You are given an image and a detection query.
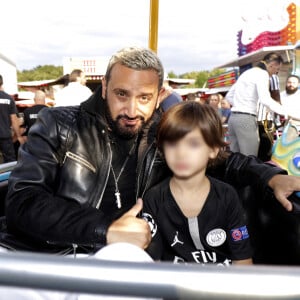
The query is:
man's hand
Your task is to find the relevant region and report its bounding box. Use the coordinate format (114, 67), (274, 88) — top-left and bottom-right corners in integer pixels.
(268, 174), (300, 211)
(106, 198), (151, 249)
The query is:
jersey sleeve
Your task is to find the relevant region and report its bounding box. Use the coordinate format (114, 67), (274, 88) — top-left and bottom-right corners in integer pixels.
(142, 187), (164, 260)
(225, 185), (253, 261)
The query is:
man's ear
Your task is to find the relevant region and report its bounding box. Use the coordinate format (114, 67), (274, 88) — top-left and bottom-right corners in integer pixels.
(101, 77), (107, 99)
(156, 87), (166, 109)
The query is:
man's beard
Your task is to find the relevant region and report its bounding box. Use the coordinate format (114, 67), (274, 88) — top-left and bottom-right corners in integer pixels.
(286, 86), (298, 95)
(104, 101), (146, 139)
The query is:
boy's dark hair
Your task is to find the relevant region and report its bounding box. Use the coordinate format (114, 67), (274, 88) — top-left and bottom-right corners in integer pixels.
(157, 101), (228, 167)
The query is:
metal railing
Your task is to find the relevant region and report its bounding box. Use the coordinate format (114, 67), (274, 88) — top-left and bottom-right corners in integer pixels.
(0, 161), (17, 182)
(0, 251), (300, 299)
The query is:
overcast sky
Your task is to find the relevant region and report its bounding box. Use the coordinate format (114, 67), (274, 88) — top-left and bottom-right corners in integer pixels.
(1, 0), (295, 74)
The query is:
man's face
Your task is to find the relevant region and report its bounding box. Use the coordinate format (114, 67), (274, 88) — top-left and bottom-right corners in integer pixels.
(209, 95), (220, 110)
(267, 62), (281, 76)
(102, 63), (162, 138)
(286, 77), (299, 95)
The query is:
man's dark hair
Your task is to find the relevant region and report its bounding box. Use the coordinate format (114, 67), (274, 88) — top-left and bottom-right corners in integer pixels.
(287, 74), (300, 82)
(0, 75), (3, 86)
(263, 52), (284, 64)
(69, 69), (83, 82)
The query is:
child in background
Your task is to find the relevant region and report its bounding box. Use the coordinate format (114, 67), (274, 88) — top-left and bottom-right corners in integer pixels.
(142, 101), (253, 266)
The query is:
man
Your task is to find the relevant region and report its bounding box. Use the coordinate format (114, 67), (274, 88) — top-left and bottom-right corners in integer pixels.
(280, 74), (300, 129)
(158, 89), (182, 111)
(4, 47), (300, 255)
(55, 69), (92, 106)
(257, 74), (281, 161)
(227, 52), (299, 156)
(0, 75), (24, 162)
(22, 90), (47, 136)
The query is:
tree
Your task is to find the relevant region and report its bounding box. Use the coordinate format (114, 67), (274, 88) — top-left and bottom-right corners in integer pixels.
(195, 71), (210, 88)
(17, 65), (63, 82)
(167, 71), (177, 78)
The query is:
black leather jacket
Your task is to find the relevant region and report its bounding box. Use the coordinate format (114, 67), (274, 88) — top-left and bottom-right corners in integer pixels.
(5, 86), (286, 251)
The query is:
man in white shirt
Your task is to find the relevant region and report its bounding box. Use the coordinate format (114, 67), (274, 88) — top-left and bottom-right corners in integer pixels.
(280, 74), (300, 130)
(226, 52), (293, 156)
(256, 74), (281, 161)
(55, 69), (92, 106)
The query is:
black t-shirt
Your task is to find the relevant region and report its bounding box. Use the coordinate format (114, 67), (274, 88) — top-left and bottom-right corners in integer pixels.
(143, 176), (252, 265)
(23, 105), (47, 135)
(0, 91), (17, 138)
(100, 135), (137, 218)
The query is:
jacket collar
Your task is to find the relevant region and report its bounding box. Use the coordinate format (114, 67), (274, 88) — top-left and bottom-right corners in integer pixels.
(80, 85), (106, 118)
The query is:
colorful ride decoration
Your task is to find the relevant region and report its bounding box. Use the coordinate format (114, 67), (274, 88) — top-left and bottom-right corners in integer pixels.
(271, 123), (300, 176)
(207, 70), (239, 89)
(238, 3), (300, 56)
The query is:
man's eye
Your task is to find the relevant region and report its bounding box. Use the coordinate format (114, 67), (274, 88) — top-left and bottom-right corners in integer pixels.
(140, 96), (151, 103)
(117, 91), (126, 97)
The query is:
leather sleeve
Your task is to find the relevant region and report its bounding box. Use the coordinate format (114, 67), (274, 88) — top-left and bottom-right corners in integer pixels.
(5, 107), (112, 248)
(207, 152), (287, 192)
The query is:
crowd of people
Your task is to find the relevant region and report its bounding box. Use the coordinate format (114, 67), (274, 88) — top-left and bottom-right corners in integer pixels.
(0, 46), (300, 297)
(0, 69), (94, 163)
(225, 52), (300, 158)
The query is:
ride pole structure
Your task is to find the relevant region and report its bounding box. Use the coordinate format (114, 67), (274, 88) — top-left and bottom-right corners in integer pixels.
(148, 0), (159, 53)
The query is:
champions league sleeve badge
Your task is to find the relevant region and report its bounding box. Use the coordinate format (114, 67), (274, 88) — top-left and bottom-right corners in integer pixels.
(142, 213), (158, 237)
(230, 225), (249, 242)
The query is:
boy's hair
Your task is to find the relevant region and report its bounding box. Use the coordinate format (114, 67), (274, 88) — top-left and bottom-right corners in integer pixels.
(157, 101), (228, 166)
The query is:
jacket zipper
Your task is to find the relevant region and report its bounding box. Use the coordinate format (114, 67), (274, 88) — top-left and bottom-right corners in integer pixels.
(95, 141), (112, 209)
(63, 151), (96, 173)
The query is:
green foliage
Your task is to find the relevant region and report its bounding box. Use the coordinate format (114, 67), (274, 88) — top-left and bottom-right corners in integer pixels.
(17, 65), (63, 82)
(194, 71), (210, 88)
(167, 69), (227, 88)
(167, 71), (177, 78)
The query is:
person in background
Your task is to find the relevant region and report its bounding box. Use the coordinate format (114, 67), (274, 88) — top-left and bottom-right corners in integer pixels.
(280, 74), (300, 130)
(3, 46), (300, 259)
(268, 73), (282, 128)
(22, 90), (47, 137)
(226, 52), (299, 156)
(220, 97), (231, 124)
(257, 74), (281, 161)
(0, 75), (25, 162)
(208, 93), (222, 112)
(186, 93), (196, 101)
(142, 102), (253, 265)
(55, 69), (92, 106)
(159, 89), (182, 111)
